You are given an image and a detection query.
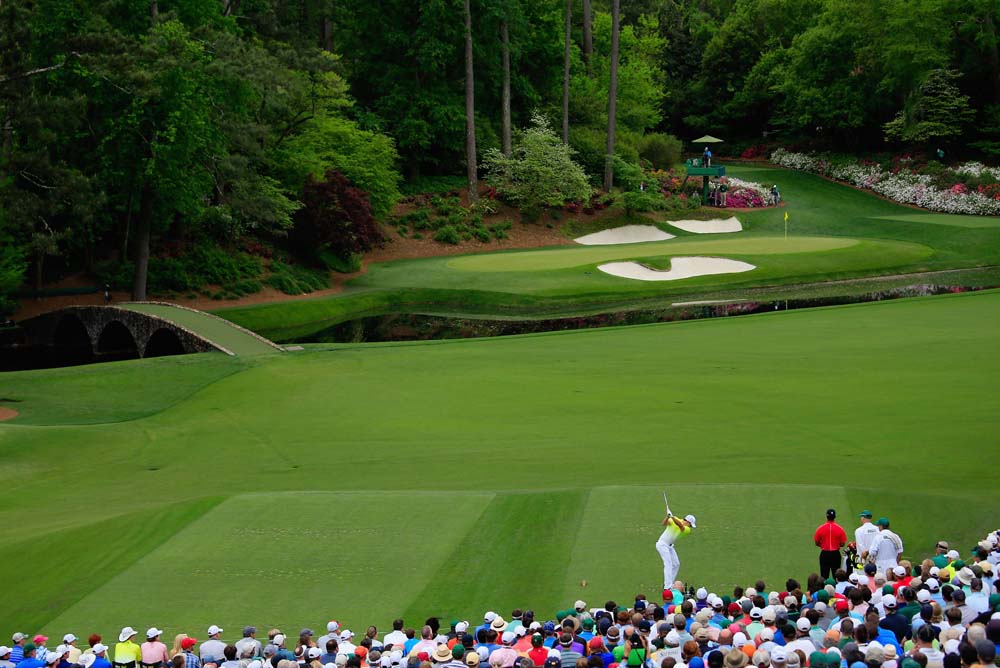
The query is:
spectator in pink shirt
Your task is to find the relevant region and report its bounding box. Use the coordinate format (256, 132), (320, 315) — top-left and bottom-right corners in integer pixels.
(141, 630), (169, 668)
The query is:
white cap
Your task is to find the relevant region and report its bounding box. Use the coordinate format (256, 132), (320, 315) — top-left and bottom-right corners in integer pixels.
(685, 514), (697, 528)
(759, 629), (774, 642)
(484, 612), (497, 623)
(796, 618), (811, 632)
(147, 629), (163, 639)
(247, 662), (263, 668)
(501, 632), (515, 645)
(93, 644), (109, 655)
(0, 647), (10, 657)
(814, 602), (827, 613)
(62, 635), (77, 644)
(749, 607), (763, 620)
(770, 649), (787, 664)
(546, 649), (560, 659)
(79, 655), (96, 668)
(12, 634), (26, 644)
(927, 578), (940, 591)
(883, 595), (897, 608)
(745, 588), (757, 598)
(917, 590), (931, 603)
(339, 630), (354, 640)
(46, 653), (61, 665)
(272, 635), (286, 647)
(929, 567), (940, 576)
(733, 633), (749, 649)
(119, 628), (137, 643)
(308, 648), (322, 660)
(947, 550), (960, 559)
(208, 626), (223, 637)
(696, 587), (708, 599)
(665, 631), (680, 646)
(892, 566), (905, 577)
(327, 622), (340, 633)
(574, 600), (586, 610)
(528, 623), (541, 632)
(335, 654), (348, 667)
(455, 622), (469, 634)
(857, 575), (869, 586)
(762, 607), (776, 623)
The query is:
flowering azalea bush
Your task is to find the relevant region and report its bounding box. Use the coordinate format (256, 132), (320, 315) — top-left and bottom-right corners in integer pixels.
(771, 149), (1000, 215)
(725, 177), (769, 208)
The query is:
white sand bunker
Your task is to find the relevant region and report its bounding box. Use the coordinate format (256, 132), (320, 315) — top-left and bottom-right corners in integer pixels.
(574, 225), (675, 245)
(598, 256), (756, 282)
(665, 217), (742, 234)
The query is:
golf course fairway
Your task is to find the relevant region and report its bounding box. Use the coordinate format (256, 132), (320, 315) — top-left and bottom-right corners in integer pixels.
(1, 290), (998, 636)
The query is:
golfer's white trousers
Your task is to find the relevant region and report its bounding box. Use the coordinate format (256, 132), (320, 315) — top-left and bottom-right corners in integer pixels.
(656, 535), (680, 588)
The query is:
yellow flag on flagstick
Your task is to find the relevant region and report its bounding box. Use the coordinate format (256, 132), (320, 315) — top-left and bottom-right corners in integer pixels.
(784, 211), (789, 222)
(784, 210), (789, 239)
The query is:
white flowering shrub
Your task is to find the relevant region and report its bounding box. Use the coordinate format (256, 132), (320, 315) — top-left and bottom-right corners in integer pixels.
(770, 149), (1000, 216)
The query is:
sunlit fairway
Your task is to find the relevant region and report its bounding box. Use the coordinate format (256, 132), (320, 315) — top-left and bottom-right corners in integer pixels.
(3, 290), (998, 636)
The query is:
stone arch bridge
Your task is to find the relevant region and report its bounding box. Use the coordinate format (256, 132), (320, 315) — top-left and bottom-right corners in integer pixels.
(15, 302), (282, 367)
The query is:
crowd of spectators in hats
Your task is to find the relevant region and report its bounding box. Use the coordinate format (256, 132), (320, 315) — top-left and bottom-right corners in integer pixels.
(3, 532), (1000, 668)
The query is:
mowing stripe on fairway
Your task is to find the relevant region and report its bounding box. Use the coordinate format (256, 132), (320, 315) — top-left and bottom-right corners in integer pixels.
(562, 485), (852, 601)
(41, 491), (494, 637)
(2, 497), (222, 634)
(403, 489), (588, 623)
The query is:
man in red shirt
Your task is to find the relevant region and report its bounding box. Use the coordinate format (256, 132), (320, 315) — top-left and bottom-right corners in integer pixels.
(814, 508), (847, 579)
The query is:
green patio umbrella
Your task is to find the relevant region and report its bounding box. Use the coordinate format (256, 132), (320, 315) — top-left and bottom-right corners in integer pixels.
(691, 135), (724, 143)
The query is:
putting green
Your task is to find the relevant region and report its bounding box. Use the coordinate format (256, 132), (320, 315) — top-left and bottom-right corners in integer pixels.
(446, 236), (856, 273)
(3, 291), (999, 634)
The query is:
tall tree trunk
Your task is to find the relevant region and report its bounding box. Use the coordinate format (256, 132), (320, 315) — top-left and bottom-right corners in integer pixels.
(150, 0), (158, 21)
(464, 0), (478, 202)
(501, 18), (512, 157)
(322, 16), (333, 52)
(603, 0), (620, 191)
(1, 113), (12, 175)
(582, 0), (593, 76)
(131, 183), (153, 301)
(562, 0), (571, 144)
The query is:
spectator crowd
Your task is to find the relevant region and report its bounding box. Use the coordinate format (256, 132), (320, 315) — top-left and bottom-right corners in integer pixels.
(3, 530), (1000, 668)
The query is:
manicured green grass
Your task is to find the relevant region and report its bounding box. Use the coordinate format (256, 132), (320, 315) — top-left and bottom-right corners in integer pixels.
(3, 291), (998, 635)
(217, 166), (1000, 339)
(0, 353), (248, 425)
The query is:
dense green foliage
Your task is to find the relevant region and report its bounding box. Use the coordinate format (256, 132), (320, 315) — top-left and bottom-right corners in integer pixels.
(2, 0), (999, 309)
(0, 0), (400, 308)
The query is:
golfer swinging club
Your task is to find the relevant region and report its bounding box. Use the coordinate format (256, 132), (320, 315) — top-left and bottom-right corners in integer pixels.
(656, 493), (696, 595)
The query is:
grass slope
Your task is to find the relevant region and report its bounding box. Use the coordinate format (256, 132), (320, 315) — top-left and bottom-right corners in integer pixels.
(218, 167), (999, 339)
(1, 291), (998, 633)
(0, 353), (248, 425)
